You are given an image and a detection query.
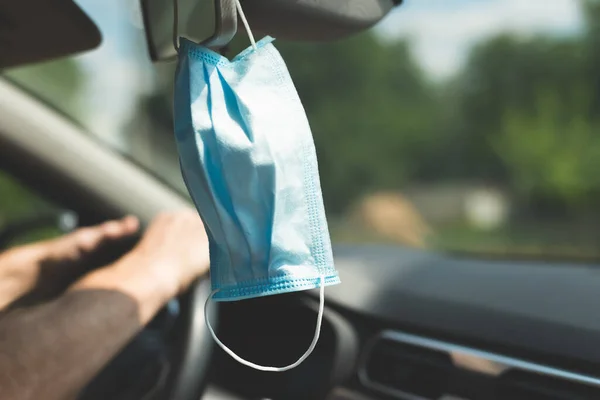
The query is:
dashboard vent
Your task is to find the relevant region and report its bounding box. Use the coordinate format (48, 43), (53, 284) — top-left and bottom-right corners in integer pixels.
(359, 331), (600, 400)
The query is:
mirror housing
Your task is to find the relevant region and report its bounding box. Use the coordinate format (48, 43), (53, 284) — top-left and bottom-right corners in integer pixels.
(141, 0), (402, 62)
(244, 0), (399, 42)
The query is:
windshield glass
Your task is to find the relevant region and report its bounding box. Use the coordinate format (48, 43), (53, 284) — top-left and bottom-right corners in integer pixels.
(4, 0), (599, 259)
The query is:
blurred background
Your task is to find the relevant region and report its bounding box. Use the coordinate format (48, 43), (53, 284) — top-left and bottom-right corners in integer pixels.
(2, 0), (600, 260)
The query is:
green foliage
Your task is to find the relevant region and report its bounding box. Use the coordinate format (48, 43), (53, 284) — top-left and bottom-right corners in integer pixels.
(164, 20), (600, 221)
(446, 34), (587, 181)
(493, 86), (600, 205)
(276, 34), (440, 214)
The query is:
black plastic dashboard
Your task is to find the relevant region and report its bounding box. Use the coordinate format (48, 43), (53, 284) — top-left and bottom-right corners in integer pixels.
(210, 244), (600, 400)
(326, 245), (600, 371)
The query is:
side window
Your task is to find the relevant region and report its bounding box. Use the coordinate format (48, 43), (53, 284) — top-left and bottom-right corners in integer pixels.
(0, 170), (65, 248)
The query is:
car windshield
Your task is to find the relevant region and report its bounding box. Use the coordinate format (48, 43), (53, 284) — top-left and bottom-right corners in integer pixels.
(3, 0), (599, 260)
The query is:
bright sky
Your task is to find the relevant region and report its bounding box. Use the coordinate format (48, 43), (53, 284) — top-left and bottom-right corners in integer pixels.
(71, 0), (584, 144)
(377, 0), (583, 80)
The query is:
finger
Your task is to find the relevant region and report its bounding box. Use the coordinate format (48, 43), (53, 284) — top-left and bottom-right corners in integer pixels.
(61, 217), (137, 255)
(121, 215), (140, 234)
(100, 216), (140, 240)
(75, 227), (105, 253)
(101, 220), (126, 238)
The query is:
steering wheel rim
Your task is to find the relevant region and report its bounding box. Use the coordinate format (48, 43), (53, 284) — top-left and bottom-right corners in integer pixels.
(161, 277), (217, 400)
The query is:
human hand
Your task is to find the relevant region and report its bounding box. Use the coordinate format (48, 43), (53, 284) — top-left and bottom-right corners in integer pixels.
(41, 215), (140, 268)
(0, 216), (140, 308)
(72, 210), (210, 323)
(124, 210), (210, 297)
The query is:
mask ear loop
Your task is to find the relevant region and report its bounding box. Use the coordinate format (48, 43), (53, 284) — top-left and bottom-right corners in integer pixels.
(234, 0), (257, 50)
(204, 276), (326, 372)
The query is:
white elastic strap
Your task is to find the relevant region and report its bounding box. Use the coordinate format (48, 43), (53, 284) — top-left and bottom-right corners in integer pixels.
(234, 0), (258, 50)
(204, 276), (326, 372)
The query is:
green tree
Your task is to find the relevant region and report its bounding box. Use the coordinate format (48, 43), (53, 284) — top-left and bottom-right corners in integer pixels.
(493, 85), (600, 210)
(448, 34), (585, 182)
(277, 33), (440, 213)
(582, 0), (600, 113)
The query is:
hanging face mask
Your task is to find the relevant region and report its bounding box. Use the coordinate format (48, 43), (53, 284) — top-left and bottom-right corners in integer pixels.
(172, 0), (340, 372)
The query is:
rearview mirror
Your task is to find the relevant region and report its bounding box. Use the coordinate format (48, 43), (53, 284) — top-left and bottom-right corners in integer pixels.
(141, 0), (402, 62)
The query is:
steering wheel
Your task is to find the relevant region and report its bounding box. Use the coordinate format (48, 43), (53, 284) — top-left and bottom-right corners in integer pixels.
(160, 278), (217, 400)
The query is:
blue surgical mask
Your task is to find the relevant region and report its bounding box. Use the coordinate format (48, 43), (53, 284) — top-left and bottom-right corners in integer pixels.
(173, 3), (340, 372)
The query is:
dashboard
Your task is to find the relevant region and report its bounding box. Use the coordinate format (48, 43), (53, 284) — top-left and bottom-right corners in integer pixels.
(208, 244), (600, 400)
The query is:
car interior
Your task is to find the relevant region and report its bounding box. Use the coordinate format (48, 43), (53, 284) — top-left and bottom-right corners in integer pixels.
(2, 0), (600, 400)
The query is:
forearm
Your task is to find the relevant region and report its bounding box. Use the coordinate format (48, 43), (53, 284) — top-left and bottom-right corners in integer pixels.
(0, 254), (173, 400)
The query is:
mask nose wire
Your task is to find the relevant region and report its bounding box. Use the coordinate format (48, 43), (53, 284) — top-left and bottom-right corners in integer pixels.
(173, 0), (257, 52)
(204, 276), (326, 372)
